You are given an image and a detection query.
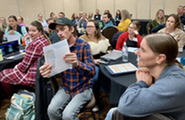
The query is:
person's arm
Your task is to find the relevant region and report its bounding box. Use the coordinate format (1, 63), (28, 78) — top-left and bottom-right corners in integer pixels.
(151, 20), (159, 28)
(135, 33), (142, 47)
(21, 26), (28, 37)
(116, 32), (127, 50)
(176, 31), (185, 48)
(152, 23), (165, 33)
(4, 27), (9, 35)
(118, 68), (184, 117)
(17, 40), (43, 73)
(72, 43), (96, 78)
(40, 42), (96, 78)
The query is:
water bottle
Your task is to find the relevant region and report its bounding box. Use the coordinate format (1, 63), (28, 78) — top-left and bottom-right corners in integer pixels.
(122, 42), (128, 62)
(0, 49), (3, 61)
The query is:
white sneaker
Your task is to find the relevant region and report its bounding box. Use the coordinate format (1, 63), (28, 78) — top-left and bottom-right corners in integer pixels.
(92, 105), (99, 112)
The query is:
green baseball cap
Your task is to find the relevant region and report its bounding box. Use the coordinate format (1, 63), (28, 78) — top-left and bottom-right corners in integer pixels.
(49, 17), (73, 30)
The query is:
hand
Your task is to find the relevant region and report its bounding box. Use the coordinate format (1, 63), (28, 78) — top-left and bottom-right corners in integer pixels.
(94, 59), (101, 65)
(23, 33), (31, 41)
(136, 68), (153, 86)
(39, 63), (53, 78)
(134, 30), (138, 35)
(9, 30), (15, 35)
(63, 53), (78, 67)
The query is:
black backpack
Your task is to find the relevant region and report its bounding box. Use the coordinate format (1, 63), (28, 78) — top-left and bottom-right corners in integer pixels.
(35, 57), (59, 120)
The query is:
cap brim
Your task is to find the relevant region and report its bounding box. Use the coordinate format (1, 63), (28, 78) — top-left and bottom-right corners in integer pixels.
(49, 22), (66, 30)
(49, 23), (57, 30)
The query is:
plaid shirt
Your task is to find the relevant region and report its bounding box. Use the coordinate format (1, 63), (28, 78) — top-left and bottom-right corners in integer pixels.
(0, 35), (49, 87)
(60, 38), (96, 96)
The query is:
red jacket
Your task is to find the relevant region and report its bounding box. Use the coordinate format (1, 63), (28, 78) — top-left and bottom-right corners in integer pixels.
(116, 32), (142, 50)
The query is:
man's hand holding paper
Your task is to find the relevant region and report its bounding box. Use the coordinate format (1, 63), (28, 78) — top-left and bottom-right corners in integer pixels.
(42, 39), (72, 77)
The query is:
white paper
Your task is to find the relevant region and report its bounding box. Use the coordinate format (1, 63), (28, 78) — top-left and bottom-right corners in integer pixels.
(179, 48), (183, 53)
(128, 47), (139, 53)
(43, 39), (72, 77)
(3, 34), (21, 44)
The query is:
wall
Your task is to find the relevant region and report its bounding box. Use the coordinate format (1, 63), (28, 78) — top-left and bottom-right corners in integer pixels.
(0, 0), (184, 26)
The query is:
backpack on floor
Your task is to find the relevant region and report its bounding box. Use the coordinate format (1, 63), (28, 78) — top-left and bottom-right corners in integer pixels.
(5, 90), (35, 120)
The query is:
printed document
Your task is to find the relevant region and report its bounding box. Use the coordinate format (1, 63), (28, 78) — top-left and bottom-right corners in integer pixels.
(43, 39), (72, 77)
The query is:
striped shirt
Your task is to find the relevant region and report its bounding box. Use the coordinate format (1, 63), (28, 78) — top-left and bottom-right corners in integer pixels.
(60, 38), (96, 96)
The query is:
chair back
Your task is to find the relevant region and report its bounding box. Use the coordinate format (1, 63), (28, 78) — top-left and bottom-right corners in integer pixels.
(146, 21), (152, 34)
(111, 31), (124, 49)
(102, 27), (118, 44)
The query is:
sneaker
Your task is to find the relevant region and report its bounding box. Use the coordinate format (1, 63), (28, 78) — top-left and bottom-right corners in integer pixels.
(92, 105), (99, 112)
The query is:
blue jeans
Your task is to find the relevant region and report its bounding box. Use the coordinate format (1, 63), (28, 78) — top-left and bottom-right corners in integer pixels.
(91, 66), (99, 84)
(47, 87), (92, 120)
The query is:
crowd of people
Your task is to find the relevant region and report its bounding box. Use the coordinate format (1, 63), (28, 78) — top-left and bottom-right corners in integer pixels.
(0, 5), (185, 120)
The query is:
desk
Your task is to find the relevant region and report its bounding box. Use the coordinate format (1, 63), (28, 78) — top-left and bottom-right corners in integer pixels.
(99, 52), (137, 105)
(0, 58), (23, 71)
(99, 50), (185, 105)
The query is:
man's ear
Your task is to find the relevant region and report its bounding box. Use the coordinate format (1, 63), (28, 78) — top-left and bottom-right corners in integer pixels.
(156, 54), (166, 64)
(70, 26), (75, 33)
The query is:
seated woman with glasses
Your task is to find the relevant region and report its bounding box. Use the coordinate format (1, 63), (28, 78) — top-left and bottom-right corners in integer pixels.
(105, 33), (185, 120)
(80, 20), (110, 65)
(116, 21), (142, 50)
(0, 21), (49, 100)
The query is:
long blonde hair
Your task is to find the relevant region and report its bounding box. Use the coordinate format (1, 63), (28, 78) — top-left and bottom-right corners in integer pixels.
(155, 9), (166, 24)
(121, 9), (131, 21)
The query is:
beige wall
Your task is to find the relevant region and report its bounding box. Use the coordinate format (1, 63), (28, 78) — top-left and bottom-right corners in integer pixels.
(0, 0), (185, 27)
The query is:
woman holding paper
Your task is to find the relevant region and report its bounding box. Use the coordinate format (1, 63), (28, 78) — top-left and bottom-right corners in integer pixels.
(0, 21), (49, 100)
(116, 21), (142, 50)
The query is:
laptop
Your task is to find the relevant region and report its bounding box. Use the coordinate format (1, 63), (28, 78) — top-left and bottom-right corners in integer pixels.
(0, 40), (25, 60)
(3, 34), (22, 45)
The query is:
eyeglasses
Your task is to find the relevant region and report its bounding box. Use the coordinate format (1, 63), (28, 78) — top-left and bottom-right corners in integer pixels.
(86, 26), (95, 28)
(128, 26), (135, 29)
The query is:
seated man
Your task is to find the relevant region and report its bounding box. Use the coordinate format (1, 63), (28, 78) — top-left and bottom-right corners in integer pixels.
(102, 13), (114, 30)
(105, 33), (185, 120)
(39, 17), (96, 120)
(177, 5), (185, 25)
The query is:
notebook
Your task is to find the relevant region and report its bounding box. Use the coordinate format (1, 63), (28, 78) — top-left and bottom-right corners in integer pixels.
(0, 40), (25, 59)
(101, 50), (122, 61)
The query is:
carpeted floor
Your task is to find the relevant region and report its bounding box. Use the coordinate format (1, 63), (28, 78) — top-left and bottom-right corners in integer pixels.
(0, 92), (112, 120)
